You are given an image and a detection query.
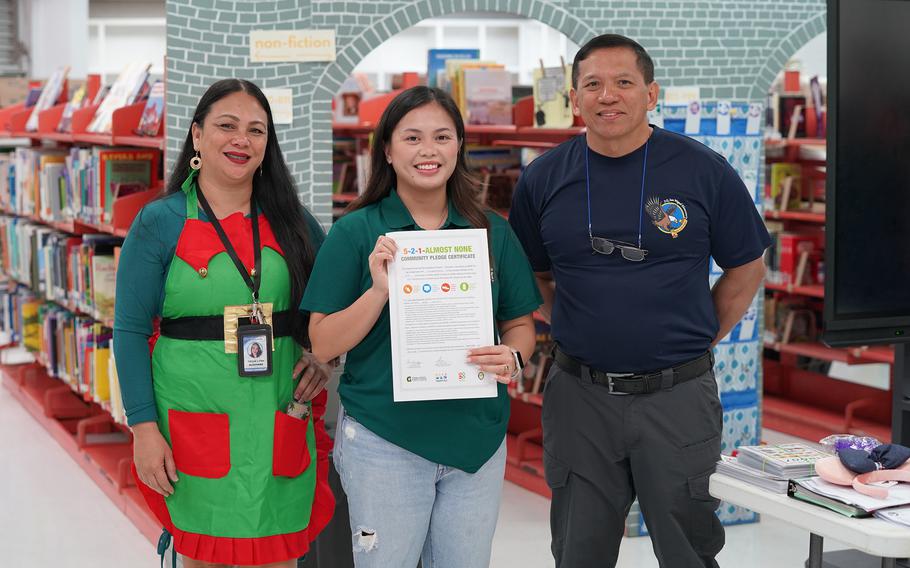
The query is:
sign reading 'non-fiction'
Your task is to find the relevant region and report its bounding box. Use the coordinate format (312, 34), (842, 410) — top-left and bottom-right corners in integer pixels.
(250, 30), (336, 62)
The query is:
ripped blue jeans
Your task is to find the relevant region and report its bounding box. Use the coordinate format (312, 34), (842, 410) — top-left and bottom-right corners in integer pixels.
(333, 407), (506, 568)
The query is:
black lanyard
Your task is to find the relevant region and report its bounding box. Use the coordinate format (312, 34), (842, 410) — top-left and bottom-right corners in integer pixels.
(195, 187), (262, 302)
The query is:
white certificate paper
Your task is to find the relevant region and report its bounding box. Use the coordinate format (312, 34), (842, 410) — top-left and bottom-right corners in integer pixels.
(387, 229), (498, 402)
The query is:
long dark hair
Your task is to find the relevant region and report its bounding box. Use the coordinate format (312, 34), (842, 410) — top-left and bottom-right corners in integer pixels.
(167, 79), (315, 346)
(348, 86), (489, 233)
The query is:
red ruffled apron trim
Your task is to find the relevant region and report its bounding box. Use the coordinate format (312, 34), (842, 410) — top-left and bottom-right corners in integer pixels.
(132, 390), (335, 565)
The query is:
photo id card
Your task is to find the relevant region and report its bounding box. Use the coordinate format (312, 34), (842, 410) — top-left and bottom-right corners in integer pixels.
(237, 322), (273, 377)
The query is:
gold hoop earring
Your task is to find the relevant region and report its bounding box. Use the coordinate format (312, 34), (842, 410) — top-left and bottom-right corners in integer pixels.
(189, 151), (202, 171)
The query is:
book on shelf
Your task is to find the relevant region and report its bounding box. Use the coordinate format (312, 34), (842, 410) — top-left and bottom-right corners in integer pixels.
(24, 85), (43, 108)
(6, 147), (158, 226)
(444, 59), (501, 114)
(0, 273), (116, 407)
(87, 61), (151, 134)
(38, 154), (67, 222)
(57, 83), (88, 133)
(21, 297), (41, 352)
(767, 92), (809, 139)
(427, 49), (480, 89)
(107, 340), (125, 423)
(25, 67), (70, 132)
(91, 84), (110, 107)
(13, 148), (68, 217)
(531, 63), (573, 128)
(88, 237), (118, 321)
(0, 152), (12, 210)
(97, 148), (158, 225)
(736, 443), (830, 478)
(768, 163), (803, 211)
(355, 151), (371, 195)
(135, 80), (164, 137)
(463, 68), (513, 126)
(0, 217), (122, 326)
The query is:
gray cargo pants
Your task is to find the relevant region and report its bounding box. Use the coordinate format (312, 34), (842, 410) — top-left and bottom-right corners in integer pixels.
(542, 361), (724, 568)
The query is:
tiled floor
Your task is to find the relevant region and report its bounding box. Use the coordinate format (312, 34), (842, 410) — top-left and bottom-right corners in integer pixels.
(1, 383), (852, 567)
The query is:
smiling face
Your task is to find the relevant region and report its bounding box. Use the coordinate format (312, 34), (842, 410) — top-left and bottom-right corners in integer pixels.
(385, 102), (459, 198)
(191, 91), (268, 187)
(570, 47), (659, 155)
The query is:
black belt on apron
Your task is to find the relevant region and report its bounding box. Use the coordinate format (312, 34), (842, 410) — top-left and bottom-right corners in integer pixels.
(160, 310), (295, 340)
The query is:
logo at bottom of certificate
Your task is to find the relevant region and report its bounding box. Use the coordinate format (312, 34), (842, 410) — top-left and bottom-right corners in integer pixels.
(406, 375), (427, 383)
(477, 371), (485, 381)
(457, 371), (466, 381)
(434, 372), (448, 383)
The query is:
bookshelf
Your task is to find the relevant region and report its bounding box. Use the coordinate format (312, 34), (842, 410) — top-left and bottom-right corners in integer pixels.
(0, 79), (166, 545)
(762, 136), (895, 441)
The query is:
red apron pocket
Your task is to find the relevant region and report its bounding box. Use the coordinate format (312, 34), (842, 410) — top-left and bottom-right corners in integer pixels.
(168, 409), (231, 478)
(272, 411), (311, 478)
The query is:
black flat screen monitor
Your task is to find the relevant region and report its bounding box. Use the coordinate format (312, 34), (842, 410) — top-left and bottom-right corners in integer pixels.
(824, 0), (910, 346)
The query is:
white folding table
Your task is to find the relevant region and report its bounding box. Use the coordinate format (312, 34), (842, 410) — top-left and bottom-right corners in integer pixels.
(710, 473), (910, 568)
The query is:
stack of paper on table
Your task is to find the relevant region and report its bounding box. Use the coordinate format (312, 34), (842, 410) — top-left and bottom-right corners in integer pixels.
(715, 455), (790, 493)
(736, 443), (830, 478)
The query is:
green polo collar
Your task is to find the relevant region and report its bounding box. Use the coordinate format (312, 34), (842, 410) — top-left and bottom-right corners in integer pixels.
(379, 189), (471, 230)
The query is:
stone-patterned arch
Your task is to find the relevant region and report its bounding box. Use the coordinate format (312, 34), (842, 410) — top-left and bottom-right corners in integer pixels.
(749, 11), (826, 100)
(314, 0), (597, 96)
(304, 0), (599, 221)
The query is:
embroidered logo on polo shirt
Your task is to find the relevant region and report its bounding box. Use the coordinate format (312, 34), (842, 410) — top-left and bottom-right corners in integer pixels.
(645, 196), (688, 239)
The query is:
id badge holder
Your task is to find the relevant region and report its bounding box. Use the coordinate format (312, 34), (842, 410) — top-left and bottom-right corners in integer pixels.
(237, 317), (274, 377)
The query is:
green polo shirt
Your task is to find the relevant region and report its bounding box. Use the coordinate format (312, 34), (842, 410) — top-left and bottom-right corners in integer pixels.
(301, 190), (541, 473)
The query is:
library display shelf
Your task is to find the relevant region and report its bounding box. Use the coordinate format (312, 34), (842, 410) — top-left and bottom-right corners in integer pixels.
(763, 339), (894, 366)
(758, 135), (899, 441)
(765, 137), (826, 162)
(0, 98), (164, 150)
(1, 179), (160, 239)
(764, 281), (825, 298)
(763, 209), (825, 223)
(506, 397), (548, 498)
(763, 393), (890, 443)
(0, 361), (159, 544)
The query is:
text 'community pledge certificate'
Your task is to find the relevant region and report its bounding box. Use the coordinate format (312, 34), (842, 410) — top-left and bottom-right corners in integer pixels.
(387, 229), (497, 402)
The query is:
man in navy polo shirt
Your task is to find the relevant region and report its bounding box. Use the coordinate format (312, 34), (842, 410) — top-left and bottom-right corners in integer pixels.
(509, 34), (770, 568)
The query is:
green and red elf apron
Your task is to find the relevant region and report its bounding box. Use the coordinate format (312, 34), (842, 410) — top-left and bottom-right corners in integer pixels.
(133, 173), (334, 565)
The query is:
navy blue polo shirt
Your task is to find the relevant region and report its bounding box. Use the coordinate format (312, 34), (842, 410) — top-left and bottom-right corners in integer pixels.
(509, 127), (771, 373)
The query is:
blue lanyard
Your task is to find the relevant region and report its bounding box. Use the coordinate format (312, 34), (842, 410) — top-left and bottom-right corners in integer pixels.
(585, 138), (650, 249)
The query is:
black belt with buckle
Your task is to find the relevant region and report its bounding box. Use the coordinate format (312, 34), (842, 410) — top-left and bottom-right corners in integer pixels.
(553, 347), (714, 394)
(160, 310), (295, 340)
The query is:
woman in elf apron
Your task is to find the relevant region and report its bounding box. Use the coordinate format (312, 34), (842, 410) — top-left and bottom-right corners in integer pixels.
(114, 79), (334, 567)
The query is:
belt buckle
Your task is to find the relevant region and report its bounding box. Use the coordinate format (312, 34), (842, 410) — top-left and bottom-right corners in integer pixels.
(603, 372), (633, 393)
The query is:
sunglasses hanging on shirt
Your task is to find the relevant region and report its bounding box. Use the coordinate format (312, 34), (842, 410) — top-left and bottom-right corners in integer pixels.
(584, 140), (650, 262)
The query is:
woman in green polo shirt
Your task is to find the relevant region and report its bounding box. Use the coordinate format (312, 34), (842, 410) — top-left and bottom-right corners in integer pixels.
(302, 86), (541, 568)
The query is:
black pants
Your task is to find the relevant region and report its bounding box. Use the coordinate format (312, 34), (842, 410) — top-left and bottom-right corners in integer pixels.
(543, 364), (725, 568)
